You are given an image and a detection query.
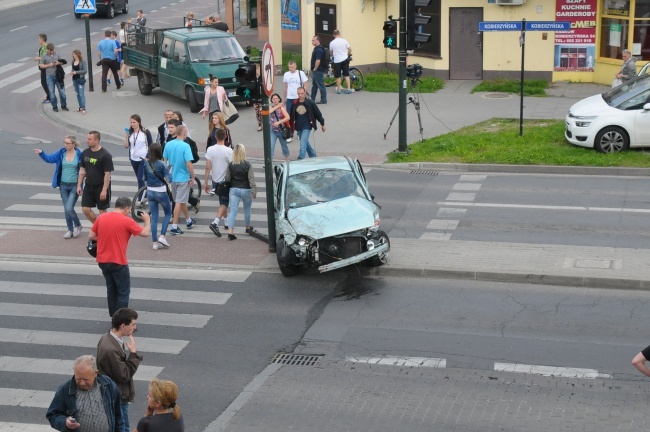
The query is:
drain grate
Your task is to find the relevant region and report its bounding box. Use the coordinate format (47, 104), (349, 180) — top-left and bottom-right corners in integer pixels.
(271, 353), (324, 366)
(410, 170), (439, 176)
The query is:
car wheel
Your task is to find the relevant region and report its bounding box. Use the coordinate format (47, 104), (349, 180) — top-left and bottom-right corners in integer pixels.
(122, 1), (129, 14)
(367, 230), (390, 267)
(107, 4), (115, 18)
(594, 127), (629, 153)
(277, 238), (299, 277)
(187, 87), (200, 113)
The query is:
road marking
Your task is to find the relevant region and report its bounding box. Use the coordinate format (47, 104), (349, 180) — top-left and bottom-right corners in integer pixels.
(0, 281), (234, 304)
(459, 175), (487, 182)
(0, 389), (53, 408)
(446, 192), (476, 201)
(452, 183), (481, 191)
(494, 362), (611, 379)
(55, 13), (70, 18)
(0, 303), (212, 328)
(426, 219), (459, 230)
(0, 63), (24, 75)
(9, 26), (27, 32)
(419, 232), (451, 241)
(0, 356), (163, 381)
(57, 43), (68, 48)
(0, 329), (188, 354)
(0, 67), (40, 90)
(437, 201), (650, 213)
(16, 57), (31, 62)
(72, 37), (84, 42)
(437, 208), (466, 217)
(346, 356), (446, 368)
(0, 422), (51, 431)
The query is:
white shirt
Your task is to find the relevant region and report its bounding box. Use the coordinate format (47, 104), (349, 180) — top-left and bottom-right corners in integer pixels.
(119, 29), (126, 44)
(283, 70), (308, 99)
(205, 144), (233, 182)
(129, 130), (149, 161)
(329, 37), (350, 64)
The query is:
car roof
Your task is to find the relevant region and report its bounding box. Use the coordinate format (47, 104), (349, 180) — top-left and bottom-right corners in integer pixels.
(286, 156), (355, 175)
(163, 27), (232, 41)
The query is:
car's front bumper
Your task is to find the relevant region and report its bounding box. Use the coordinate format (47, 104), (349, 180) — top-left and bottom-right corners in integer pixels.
(318, 243), (389, 273)
(564, 117), (596, 148)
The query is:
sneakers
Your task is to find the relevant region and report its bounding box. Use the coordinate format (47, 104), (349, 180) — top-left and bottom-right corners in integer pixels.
(120, 79), (125, 86)
(228, 233), (237, 241)
(72, 226), (82, 238)
(152, 243), (162, 250)
(61, 106), (69, 111)
(52, 107), (59, 112)
(245, 226), (254, 233)
(316, 101), (327, 104)
(63, 230), (73, 239)
(209, 223), (222, 237)
(42, 99), (50, 104)
(336, 88), (341, 94)
(345, 89), (355, 94)
(186, 218), (196, 229)
(107, 79), (111, 85)
(170, 227), (184, 235)
(157, 236), (170, 248)
(286, 137), (293, 143)
(208, 188), (216, 195)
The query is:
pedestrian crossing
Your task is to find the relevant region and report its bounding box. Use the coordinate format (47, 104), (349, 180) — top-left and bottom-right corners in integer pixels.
(0, 261), (248, 430)
(4, 156), (272, 235)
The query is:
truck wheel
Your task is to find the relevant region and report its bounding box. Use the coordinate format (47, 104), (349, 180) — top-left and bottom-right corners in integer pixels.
(186, 87), (200, 113)
(277, 238), (299, 277)
(367, 230), (390, 267)
(137, 72), (152, 95)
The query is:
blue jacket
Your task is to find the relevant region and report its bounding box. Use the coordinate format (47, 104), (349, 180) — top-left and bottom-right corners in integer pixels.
(39, 147), (83, 188)
(143, 159), (171, 188)
(46, 373), (124, 432)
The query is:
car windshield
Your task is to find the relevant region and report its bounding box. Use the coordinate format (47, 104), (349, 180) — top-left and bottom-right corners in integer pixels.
(188, 38), (245, 62)
(603, 74), (650, 108)
(286, 169), (366, 209)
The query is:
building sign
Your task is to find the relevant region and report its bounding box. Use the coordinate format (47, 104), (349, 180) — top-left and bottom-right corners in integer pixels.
(603, 0), (630, 17)
(554, 0), (597, 72)
(281, 0), (300, 30)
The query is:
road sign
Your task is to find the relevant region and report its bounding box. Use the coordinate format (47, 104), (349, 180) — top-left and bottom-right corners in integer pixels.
(261, 42), (275, 97)
(479, 21), (571, 32)
(75, 0), (96, 14)
(525, 21), (571, 31)
(478, 21), (522, 32)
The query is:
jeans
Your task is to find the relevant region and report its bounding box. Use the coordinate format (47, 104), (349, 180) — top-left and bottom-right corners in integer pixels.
(40, 68), (49, 100)
(72, 78), (86, 109)
(121, 402), (129, 432)
(297, 128), (317, 159)
(270, 129), (290, 159)
(285, 99), (295, 113)
(98, 263), (130, 317)
(311, 69), (327, 102)
(46, 74), (67, 108)
(130, 159), (145, 200)
(227, 187), (252, 229)
(60, 182), (81, 231)
(101, 58), (121, 92)
(147, 190), (171, 242)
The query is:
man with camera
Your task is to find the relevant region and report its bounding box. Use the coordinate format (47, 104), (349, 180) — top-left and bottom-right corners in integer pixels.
(89, 196), (150, 317)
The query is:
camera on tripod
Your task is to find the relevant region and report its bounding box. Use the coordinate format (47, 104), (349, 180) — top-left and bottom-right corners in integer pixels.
(406, 63), (423, 80)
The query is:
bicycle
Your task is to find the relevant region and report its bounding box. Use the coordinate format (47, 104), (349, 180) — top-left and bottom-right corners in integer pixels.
(323, 56), (364, 91)
(131, 177), (202, 223)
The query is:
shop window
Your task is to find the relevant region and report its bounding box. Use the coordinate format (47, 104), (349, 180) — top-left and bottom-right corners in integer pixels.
(414, 0), (441, 57)
(259, 0), (268, 26)
(601, 0), (650, 61)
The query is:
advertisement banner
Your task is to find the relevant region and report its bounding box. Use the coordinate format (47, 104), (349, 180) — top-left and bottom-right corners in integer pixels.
(281, 0), (300, 30)
(554, 0), (597, 71)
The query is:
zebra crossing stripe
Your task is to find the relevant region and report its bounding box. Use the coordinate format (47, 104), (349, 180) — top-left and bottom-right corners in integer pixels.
(0, 63), (23, 75)
(0, 281), (233, 304)
(0, 388), (53, 408)
(0, 303), (212, 328)
(0, 356), (163, 381)
(494, 362), (611, 379)
(0, 422), (52, 431)
(0, 328), (188, 354)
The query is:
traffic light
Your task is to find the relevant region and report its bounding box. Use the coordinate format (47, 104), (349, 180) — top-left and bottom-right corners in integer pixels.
(383, 19), (398, 49)
(406, 0), (432, 51)
(235, 63), (259, 102)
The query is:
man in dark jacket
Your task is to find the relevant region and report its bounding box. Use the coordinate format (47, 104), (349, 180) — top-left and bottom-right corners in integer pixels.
(97, 308), (142, 432)
(290, 87), (325, 159)
(46, 355), (123, 432)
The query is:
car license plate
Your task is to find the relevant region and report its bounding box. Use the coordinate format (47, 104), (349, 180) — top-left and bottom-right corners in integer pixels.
(227, 91), (236, 97)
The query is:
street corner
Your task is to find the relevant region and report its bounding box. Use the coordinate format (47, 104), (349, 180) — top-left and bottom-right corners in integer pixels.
(0, 228), (93, 261)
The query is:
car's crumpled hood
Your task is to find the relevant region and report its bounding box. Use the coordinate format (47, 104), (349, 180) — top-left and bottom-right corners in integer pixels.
(287, 196), (378, 241)
(568, 94), (615, 117)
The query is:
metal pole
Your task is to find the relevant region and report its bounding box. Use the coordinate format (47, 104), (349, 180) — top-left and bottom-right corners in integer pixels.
(398, 0), (408, 152)
(519, 18), (525, 137)
(85, 15), (94, 92)
(261, 79), (276, 252)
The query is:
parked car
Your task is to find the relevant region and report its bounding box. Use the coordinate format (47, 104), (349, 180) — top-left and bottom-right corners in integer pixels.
(74, 0), (128, 19)
(273, 156), (389, 277)
(565, 73), (650, 153)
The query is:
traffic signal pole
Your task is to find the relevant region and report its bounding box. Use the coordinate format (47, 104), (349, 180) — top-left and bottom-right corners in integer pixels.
(261, 88), (276, 252)
(398, 0), (408, 153)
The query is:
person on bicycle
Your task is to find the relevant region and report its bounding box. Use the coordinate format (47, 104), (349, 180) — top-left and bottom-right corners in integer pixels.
(329, 30), (353, 94)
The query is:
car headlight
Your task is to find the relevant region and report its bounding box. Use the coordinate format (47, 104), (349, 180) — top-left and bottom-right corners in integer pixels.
(575, 121), (592, 127)
(298, 237), (307, 246)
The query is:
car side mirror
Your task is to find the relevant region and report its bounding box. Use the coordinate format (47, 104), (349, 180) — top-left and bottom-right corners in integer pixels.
(644, 103), (650, 111)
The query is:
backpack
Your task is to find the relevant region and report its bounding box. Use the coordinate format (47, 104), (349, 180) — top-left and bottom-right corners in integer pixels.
(185, 137), (200, 164)
(319, 45), (330, 70)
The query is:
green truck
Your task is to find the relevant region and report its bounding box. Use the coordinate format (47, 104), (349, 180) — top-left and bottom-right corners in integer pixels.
(122, 23), (247, 112)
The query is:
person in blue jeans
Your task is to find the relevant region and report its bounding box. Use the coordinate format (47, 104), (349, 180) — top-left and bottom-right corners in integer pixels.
(70, 49), (87, 114)
(289, 87), (325, 159)
(34, 136), (83, 239)
(225, 144), (257, 240)
(143, 143), (172, 250)
(268, 93), (291, 161)
(39, 42), (68, 112)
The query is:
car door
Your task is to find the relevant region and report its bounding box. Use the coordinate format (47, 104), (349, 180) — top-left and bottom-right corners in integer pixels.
(166, 39), (191, 98)
(157, 36), (174, 93)
(621, 88), (650, 147)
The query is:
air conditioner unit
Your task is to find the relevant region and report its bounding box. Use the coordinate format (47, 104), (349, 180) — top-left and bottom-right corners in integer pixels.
(495, 0), (526, 5)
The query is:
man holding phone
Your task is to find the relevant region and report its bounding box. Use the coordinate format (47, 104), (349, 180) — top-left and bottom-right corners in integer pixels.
(46, 355), (124, 432)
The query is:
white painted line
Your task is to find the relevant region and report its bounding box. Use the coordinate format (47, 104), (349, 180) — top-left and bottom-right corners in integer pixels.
(90, 32), (99, 35)
(0, 281), (233, 304)
(57, 43), (69, 48)
(21, 136), (52, 143)
(55, 13), (70, 18)
(437, 208), (466, 217)
(0, 67), (41, 90)
(435, 202), (650, 213)
(102, 27), (112, 30)
(0, 357), (163, 381)
(426, 219), (459, 230)
(0, 329), (188, 354)
(9, 26), (27, 32)
(494, 362), (611, 379)
(419, 232), (451, 241)
(72, 37), (84, 42)
(459, 175), (486, 182)
(0, 422), (51, 431)
(0, 63), (24, 75)
(0, 389), (53, 408)
(346, 356), (446, 368)
(446, 192), (476, 202)
(452, 183), (481, 191)
(15, 199), (266, 210)
(16, 57), (32, 62)
(0, 303), (212, 328)
(0, 216), (92, 228)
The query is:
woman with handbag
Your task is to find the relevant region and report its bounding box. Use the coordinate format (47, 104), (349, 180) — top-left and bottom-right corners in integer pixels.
(142, 144), (172, 250)
(124, 114), (153, 205)
(70, 49), (87, 114)
(225, 144), (256, 241)
(200, 74), (226, 127)
(269, 93), (291, 161)
(207, 112), (232, 149)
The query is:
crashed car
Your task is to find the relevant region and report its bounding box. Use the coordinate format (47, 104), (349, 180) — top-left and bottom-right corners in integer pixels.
(273, 156), (389, 276)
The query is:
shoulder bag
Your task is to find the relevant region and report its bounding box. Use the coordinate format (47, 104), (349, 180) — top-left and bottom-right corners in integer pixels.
(222, 99), (239, 125)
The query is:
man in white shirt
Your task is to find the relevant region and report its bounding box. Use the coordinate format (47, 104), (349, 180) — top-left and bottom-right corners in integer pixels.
(282, 60), (309, 113)
(329, 29), (352, 94)
(204, 128), (233, 237)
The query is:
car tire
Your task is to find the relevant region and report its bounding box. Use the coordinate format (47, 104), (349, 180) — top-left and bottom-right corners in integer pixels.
(187, 87), (200, 113)
(594, 126), (629, 153)
(107, 4), (115, 18)
(277, 238), (299, 277)
(75, 13), (82, 19)
(137, 71), (152, 95)
(122, 1), (129, 14)
(367, 230), (390, 267)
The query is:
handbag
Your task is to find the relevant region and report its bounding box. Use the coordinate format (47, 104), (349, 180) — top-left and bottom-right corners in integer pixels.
(280, 124), (292, 140)
(221, 99), (239, 125)
(612, 78), (623, 88)
(147, 160), (173, 202)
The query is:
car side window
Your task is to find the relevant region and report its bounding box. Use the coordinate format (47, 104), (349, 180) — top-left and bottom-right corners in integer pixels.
(161, 37), (172, 58)
(173, 40), (187, 63)
(619, 88), (650, 110)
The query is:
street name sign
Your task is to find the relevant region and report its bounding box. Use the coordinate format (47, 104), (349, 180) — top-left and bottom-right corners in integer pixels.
(479, 21), (571, 32)
(525, 21), (571, 31)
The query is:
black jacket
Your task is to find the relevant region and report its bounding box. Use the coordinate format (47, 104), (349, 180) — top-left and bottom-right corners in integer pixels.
(55, 58), (67, 86)
(289, 98), (325, 131)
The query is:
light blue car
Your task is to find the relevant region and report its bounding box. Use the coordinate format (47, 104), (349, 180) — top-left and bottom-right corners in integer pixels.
(273, 156), (389, 276)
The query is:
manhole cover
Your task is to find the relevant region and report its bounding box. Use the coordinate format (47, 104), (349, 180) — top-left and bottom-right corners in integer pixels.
(483, 92), (512, 99)
(271, 353), (323, 366)
(114, 91), (139, 97)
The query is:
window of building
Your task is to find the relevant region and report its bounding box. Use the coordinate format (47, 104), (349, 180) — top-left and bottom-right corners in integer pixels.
(259, 0), (268, 26)
(600, 0), (650, 61)
(415, 0), (441, 57)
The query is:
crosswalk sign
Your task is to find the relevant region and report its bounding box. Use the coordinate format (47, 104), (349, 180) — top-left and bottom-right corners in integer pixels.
(75, 0), (96, 14)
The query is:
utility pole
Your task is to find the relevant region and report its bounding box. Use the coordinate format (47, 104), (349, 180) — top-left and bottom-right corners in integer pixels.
(398, 0), (407, 152)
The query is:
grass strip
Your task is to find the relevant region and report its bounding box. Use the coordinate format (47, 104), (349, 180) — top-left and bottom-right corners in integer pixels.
(472, 79), (549, 96)
(364, 69), (444, 93)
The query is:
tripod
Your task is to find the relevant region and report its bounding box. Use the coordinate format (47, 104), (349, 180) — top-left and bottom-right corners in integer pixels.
(383, 78), (424, 142)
